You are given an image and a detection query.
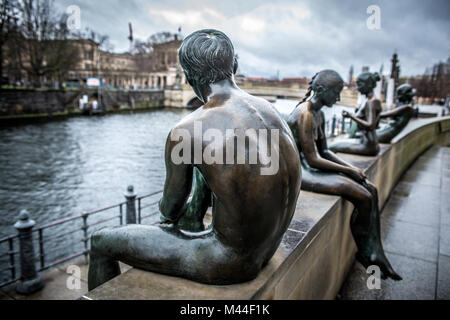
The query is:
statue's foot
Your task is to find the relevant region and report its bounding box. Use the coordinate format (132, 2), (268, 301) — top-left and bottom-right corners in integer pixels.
(356, 250), (402, 281)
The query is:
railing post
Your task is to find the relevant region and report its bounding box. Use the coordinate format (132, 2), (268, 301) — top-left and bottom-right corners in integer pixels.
(341, 116), (346, 134)
(124, 185), (137, 224)
(119, 204), (123, 226)
(81, 212), (89, 264)
(14, 210), (44, 295)
(331, 114), (337, 137)
(38, 228), (44, 270)
(8, 238), (15, 282)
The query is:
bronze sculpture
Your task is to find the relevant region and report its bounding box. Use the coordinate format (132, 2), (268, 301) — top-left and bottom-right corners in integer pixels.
(376, 84), (415, 143)
(348, 83), (415, 144)
(286, 70), (401, 280)
(88, 29), (302, 290)
(329, 72), (382, 156)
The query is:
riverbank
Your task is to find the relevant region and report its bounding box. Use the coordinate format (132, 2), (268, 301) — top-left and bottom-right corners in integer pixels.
(0, 88), (165, 126)
(0, 104), (165, 127)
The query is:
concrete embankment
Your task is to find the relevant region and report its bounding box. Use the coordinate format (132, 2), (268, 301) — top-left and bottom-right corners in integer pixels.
(0, 88), (164, 125)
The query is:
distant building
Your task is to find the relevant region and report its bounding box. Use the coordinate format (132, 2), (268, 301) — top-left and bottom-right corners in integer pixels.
(247, 77), (271, 82)
(68, 38), (184, 89)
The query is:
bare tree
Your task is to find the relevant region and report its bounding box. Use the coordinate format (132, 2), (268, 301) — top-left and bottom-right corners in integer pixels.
(133, 31), (179, 72)
(408, 58), (450, 102)
(6, 0), (81, 87)
(0, 0), (19, 85)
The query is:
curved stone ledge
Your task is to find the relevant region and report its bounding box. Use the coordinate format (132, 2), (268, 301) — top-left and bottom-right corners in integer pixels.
(84, 116), (450, 300)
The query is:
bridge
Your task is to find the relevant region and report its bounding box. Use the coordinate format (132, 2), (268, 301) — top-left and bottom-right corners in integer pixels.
(164, 83), (359, 108)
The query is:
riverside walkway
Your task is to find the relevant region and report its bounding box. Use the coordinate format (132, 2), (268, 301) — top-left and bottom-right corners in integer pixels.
(339, 145), (450, 300)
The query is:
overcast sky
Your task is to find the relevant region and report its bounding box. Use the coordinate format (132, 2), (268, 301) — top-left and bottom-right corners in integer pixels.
(54, 0), (449, 79)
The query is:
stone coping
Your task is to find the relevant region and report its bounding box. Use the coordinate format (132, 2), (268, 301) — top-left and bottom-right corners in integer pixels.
(84, 116), (450, 300)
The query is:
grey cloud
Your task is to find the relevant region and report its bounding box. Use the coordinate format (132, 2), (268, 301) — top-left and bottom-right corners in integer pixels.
(54, 0), (449, 78)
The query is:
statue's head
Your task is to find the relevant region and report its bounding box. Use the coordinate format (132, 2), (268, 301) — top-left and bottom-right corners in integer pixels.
(356, 72), (380, 95)
(397, 83), (414, 103)
(310, 70), (344, 107)
(179, 29), (235, 102)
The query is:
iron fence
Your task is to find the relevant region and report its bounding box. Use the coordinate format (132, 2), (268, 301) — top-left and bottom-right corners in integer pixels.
(0, 186), (163, 290)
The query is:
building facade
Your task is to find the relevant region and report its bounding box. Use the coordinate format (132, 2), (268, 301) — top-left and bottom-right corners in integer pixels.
(2, 37), (184, 89)
(67, 38), (184, 89)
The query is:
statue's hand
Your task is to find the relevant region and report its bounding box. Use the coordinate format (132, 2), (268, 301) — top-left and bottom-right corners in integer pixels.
(347, 167), (366, 183)
(342, 110), (350, 118)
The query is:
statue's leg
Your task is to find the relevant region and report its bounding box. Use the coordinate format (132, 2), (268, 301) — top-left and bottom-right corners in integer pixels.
(175, 168), (211, 232)
(328, 138), (379, 156)
(376, 125), (396, 143)
(88, 251), (120, 290)
(301, 169), (401, 280)
(88, 223), (255, 290)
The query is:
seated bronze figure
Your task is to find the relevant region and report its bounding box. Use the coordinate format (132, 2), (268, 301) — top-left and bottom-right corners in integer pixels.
(286, 70), (401, 280)
(376, 84), (415, 143)
(348, 83), (415, 144)
(88, 29), (302, 290)
(329, 72), (382, 156)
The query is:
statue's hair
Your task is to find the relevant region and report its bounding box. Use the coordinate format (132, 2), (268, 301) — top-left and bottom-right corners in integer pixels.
(297, 69), (343, 106)
(356, 72), (380, 90)
(178, 29), (235, 87)
(397, 83), (412, 95)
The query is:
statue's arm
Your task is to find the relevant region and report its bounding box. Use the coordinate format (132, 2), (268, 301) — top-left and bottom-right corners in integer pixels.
(316, 113), (362, 170)
(345, 100), (379, 131)
(159, 131), (193, 223)
(380, 105), (413, 118)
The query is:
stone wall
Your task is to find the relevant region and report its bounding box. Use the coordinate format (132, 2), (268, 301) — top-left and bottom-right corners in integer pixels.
(0, 89), (164, 117)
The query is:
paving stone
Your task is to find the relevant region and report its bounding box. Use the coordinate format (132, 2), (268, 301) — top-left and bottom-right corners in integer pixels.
(395, 197), (441, 228)
(381, 217), (439, 263)
(289, 217), (314, 233)
(439, 224), (450, 257)
(402, 169), (442, 188)
(3, 267), (88, 300)
(339, 252), (436, 300)
(389, 181), (415, 198)
(437, 255), (450, 300)
(409, 158), (442, 174)
(56, 258), (130, 284)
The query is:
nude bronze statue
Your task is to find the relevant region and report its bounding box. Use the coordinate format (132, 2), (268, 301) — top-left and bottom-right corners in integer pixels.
(88, 29), (302, 290)
(329, 72), (382, 156)
(376, 84), (415, 143)
(348, 83), (415, 144)
(286, 70), (401, 280)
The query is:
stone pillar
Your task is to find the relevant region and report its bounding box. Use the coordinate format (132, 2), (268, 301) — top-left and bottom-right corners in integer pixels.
(14, 210), (44, 295)
(124, 185), (137, 224)
(386, 78), (395, 109)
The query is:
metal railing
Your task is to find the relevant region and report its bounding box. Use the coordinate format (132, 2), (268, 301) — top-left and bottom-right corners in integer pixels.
(324, 115), (353, 138)
(0, 185), (162, 292)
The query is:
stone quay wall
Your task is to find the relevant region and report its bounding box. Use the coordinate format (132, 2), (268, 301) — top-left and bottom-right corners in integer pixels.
(0, 89), (164, 117)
